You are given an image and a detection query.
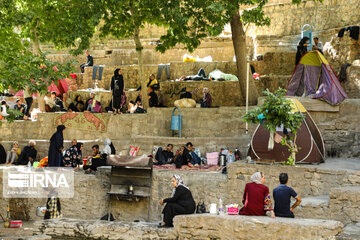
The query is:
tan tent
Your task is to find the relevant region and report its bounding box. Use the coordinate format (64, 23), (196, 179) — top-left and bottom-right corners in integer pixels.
(247, 98), (325, 164)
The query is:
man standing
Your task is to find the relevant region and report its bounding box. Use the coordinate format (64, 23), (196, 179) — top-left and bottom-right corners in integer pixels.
(273, 173), (302, 218)
(80, 50), (94, 73)
(312, 37), (323, 54)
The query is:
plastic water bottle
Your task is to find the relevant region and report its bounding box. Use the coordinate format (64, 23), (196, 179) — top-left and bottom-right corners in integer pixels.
(27, 160), (32, 169)
(218, 197), (224, 215)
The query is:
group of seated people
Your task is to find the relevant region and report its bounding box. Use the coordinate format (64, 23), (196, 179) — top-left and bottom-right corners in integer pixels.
(153, 142), (202, 168)
(158, 172), (301, 227)
(0, 140), (38, 165)
(0, 99), (31, 120)
(0, 138), (116, 175)
(45, 92), (103, 113)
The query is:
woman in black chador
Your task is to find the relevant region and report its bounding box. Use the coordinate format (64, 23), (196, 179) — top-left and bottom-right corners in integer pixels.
(158, 174), (196, 227)
(110, 68), (124, 114)
(295, 37), (309, 66)
(47, 125), (65, 167)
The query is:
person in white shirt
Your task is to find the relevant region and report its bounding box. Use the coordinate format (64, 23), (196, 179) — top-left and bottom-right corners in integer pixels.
(312, 37), (323, 54)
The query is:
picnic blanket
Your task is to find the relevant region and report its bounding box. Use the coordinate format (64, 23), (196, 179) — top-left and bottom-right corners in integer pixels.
(153, 164), (224, 172)
(107, 155), (151, 167)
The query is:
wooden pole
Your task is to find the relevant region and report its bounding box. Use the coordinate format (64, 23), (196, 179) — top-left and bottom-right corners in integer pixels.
(245, 62), (250, 134)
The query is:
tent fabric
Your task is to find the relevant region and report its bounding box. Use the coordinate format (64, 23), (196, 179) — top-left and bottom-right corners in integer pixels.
(247, 98), (325, 164)
(47, 79), (69, 96)
(287, 51), (347, 105)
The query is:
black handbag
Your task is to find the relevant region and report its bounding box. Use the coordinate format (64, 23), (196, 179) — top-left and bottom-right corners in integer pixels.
(196, 201), (207, 214)
(44, 210), (50, 219)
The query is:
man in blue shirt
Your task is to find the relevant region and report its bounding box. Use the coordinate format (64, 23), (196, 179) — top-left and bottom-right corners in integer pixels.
(273, 173), (302, 218)
(186, 142), (201, 167)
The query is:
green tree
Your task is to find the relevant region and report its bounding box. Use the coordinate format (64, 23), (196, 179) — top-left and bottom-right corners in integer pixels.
(0, 0), (102, 110)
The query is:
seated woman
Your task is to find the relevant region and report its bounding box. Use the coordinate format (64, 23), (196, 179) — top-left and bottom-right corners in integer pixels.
(63, 142), (83, 168)
(239, 172), (275, 217)
(63, 93), (77, 112)
(200, 88), (212, 108)
(172, 146), (191, 169)
(5, 141), (21, 164)
(137, 74), (159, 91)
(86, 93), (102, 113)
(159, 175), (196, 227)
(1, 100), (10, 120)
(101, 138), (116, 157)
(148, 86), (158, 107)
(74, 95), (85, 112)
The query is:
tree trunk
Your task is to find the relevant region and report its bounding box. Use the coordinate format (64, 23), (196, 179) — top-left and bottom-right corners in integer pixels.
(134, 27), (149, 110)
(32, 29), (46, 112)
(230, 10), (258, 106)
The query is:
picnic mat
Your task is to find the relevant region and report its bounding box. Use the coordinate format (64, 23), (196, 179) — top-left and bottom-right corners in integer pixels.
(107, 155), (151, 167)
(54, 112), (110, 132)
(153, 164), (224, 172)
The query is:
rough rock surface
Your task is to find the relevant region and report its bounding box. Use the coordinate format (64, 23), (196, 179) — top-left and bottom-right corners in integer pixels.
(174, 214), (344, 240)
(33, 219), (177, 240)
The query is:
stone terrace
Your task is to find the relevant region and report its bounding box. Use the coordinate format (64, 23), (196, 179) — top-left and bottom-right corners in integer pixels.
(1, 159), (360, 239)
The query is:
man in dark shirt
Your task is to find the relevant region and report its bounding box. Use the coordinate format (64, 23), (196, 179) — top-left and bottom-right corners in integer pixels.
(154, 144), (174, 165)
(16, 140), (37, 165)
(14, 99), (28, 119)
(273, 173), (302, 218)
(80, 50), (94, 73)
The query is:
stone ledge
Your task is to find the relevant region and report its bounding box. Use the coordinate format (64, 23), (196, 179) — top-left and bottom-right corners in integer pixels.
(33, 218), (177, 240)
(173, 214), (344, 240)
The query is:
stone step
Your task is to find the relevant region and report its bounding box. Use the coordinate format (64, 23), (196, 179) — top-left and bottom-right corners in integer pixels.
(174, 214), (344, 240)
(294, 195), (331, 220)
(0, 135), (251, 161)
(337, 222), (360, 240)
(329, 186), (360, 224)
(32, 218), (177, 240)
(294, 186), (360, 224)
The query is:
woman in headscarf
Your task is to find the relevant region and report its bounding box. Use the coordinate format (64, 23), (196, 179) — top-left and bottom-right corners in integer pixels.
(295, 37), (309, 66)
(63, 142), (83, 168)
(86, 93), (102, 113)
(5, 141), (21, 164)
(47, 125), (66, 167)
(74, 95), (85, 112)
(158, 174), (196, 227)
(200, 87), (212, 108)
(111, 68), (124, 114)
(101, 138), (115, 155)
(239, 172), (275, 217)
(172, 146), (192, 169)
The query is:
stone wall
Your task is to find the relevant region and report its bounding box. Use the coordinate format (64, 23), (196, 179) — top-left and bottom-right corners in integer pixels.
(247, 0), (360, 38)
(324, 34), (360, 74)
(46, 37), (235, 73)
(1, 161), (359, 223)
(33, 219), (177, 240)
(329, 186), (360, 224)
(173, 214), (343, 240)
(1, 98), (360, 158)
(78, 61), (240, 90)
(344, 62), (360, 98)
